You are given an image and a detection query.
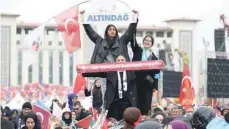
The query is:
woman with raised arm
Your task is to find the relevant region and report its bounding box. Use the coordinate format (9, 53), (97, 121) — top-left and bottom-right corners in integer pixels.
(131, 35), (160, 116)
(80, 10), (138, 64)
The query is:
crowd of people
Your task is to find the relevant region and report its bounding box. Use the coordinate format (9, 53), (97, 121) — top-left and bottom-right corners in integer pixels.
(2, 98), (229, 129)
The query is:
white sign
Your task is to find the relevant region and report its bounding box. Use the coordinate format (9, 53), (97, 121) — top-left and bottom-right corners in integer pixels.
(81, 12), (137, 24)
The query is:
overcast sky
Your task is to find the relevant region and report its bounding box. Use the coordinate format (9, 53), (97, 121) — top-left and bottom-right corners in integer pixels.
(1, 0), (229, 51)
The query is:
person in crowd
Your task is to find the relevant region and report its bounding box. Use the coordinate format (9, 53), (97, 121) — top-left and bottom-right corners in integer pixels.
(91, 78), (103, 110)
(73, 101), (91, 121)
(4, 106), (11, 113)
(68, 93), (78, 112)
(11, 109), (19, 121)
(121, 107), (141, 129)
(224, 112), (229, 123)
(152, 112), (166, 124)
(15, 102), (41, 129)
(61, 108), (76, 129)
(1, 108), (14, 129)
(84, 78), (103, 111)
(2, 109), (11, 121)
(22, 112), (41, 129)
(190, 106), (216, 129)
(135, 120), (162, 129)
(131, 35), (160, 115)
(164, 120), (190, 129)
(82, 55), (137, 121)
(221, 105), (229, 116)
(80, 10), (138, 64)
(171, 107), (180, 117)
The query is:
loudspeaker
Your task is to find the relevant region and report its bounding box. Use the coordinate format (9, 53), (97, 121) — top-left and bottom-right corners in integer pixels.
(162, 70), (182, 97)
(214, 28), (225, 52)
(207, 58), (229, 98)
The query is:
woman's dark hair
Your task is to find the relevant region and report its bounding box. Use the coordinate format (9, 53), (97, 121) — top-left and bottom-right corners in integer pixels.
(142, 35), (154, 46)
(73, 101), (81, 107)
(62, 111), (72, 126)
(92, 78), (101, 94)
(24, 112), (40, 129)
(224, 112), (229, 123)
(105, 24), (118, 37)
(11, 109), (18, 116)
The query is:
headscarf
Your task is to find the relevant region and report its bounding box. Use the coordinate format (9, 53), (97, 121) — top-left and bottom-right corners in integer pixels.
(170, 120), (190, 129)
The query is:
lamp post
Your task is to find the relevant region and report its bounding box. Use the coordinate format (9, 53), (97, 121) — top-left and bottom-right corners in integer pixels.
(202, 37), (209, 98)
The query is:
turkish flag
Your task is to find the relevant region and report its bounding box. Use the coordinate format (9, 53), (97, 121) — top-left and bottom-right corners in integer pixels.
(56, 6), (81, 53)
(179, 64), (195, 109)
(33, 105), (51, 129)
(73, 72), (86, 94)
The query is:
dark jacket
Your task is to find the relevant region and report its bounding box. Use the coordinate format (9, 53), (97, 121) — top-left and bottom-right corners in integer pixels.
(131, 39), (160, 90)
(83, 71), (137, 110)
(15, 112), (41, 129)
(83, 20), (138, 64)
(92, 86), (103, 109)
(75, 108), (91, 121)
(1, 118), (14, 129)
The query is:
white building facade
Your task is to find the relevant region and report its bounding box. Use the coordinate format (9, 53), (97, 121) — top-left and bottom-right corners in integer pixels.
(1, 14), (202, 96)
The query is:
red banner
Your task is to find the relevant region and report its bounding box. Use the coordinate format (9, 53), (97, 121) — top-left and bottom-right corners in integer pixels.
(77, 60), (164, 73)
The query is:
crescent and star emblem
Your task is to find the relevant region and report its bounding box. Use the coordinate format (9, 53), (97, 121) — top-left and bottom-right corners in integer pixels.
(64, 18), (77, 35)
(36, 112), (44, 123)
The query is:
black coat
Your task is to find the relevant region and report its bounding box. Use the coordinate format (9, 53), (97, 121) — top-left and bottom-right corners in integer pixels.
(83, 20), (138, 64)
(131, 40), (160, 90)
(83, 71), (137, 110)
(1, 118), (14, 129)
(92, 87), (103, 109)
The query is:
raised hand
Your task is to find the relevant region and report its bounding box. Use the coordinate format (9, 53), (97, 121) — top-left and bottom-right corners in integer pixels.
(132, 10), (138, 14)
(80, 10), (85, 14)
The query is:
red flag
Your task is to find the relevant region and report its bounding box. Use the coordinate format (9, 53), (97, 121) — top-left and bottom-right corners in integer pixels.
(56, 6), (81, 53)
(33, 105), (51, 129)
(89, 107), (98, 122)
(101, 119), (108, 129)
(75, 115), (92, 128)
(179, 64), (195, 109)
(73, 73), (86, 94)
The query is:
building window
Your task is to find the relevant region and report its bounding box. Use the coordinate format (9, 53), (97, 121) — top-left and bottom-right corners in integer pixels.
(156, 31), (164, 37)
(16, 28), (21, 34)
(16, 40), (20, 45)
(146, 31), (153, 36)
(28, 65), (33, 83)
(49, 52), (53, 83)
(69, 54), (74, 86)
(18, 51), (22, 85)
(136, 31), (143, 37)
(58, 41), (62, 46)
(25, 28), (33, 34)
(48, 41), (52, 46)
(39, 52), (43, 83)
(47, 29), (55, 35)
(59, 52), (63, 85)
(167, 31), (173, 37)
